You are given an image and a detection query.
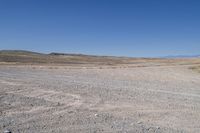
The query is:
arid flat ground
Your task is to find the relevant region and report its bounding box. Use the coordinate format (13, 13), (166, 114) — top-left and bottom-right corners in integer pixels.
(1, 62), (200, 133)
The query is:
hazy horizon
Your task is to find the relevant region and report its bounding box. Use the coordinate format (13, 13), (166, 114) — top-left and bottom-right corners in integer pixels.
(0, 0), (200, 57)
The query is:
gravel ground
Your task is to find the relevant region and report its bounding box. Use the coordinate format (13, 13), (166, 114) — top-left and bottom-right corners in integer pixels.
(0, 65), (200, 133)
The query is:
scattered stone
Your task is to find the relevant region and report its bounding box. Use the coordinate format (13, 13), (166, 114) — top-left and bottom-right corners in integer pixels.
(1, 64), (199, 132)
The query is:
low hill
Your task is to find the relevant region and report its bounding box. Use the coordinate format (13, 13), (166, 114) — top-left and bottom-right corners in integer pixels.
(0, 50), (199, 67)
(0, 50), (133, 65)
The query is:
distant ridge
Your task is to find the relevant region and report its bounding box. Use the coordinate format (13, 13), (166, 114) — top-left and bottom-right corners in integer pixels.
(0, 50), (199, 66)
(1, 50), (199, 59)
(163, 55), (200, 58)
(0, 50), (31, 53)
(0, 50), (44, 55)
(0, 50), (135, 65)
(0, 50), (117, 58)
(49, 52), (115, 58)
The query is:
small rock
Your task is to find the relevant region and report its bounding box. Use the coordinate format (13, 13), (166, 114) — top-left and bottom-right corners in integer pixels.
(4, 130), (12, 133)
(95, 114), (99, 117)
(137, 121), (142, 124)
(68, 111), (73, 114)
(146, 127), (153, 131)
(156, 126), (160, 129)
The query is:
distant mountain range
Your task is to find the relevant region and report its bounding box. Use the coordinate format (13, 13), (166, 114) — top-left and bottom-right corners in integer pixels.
(163, 55), (200, 58)
(0, 50), (199, 60)
(0, 50), (134, 65)
(0, 50), (199, 66)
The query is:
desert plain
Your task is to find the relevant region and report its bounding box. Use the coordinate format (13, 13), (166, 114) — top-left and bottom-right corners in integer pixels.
(0, 51), (200, 133)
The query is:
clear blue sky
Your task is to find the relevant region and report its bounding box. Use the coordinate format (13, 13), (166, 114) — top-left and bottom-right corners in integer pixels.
(0, 0), (200, 57)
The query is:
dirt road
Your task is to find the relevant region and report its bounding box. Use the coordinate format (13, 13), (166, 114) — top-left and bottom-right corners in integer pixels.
(1, 65), (200, 133)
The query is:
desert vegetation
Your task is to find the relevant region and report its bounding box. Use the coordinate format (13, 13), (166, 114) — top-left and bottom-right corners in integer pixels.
(190, 66), (200, 73)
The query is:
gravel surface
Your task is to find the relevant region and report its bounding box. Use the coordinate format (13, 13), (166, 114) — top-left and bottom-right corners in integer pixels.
(0, 65), (200, 133)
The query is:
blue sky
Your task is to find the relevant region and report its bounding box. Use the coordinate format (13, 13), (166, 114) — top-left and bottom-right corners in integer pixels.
(0, 0), (200, 57)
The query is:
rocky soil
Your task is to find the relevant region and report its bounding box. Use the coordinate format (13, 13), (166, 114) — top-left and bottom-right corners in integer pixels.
(1, 65), (200, 133)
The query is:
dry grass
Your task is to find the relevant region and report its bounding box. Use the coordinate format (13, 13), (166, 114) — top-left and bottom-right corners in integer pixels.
(190, 66), (200, 73)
